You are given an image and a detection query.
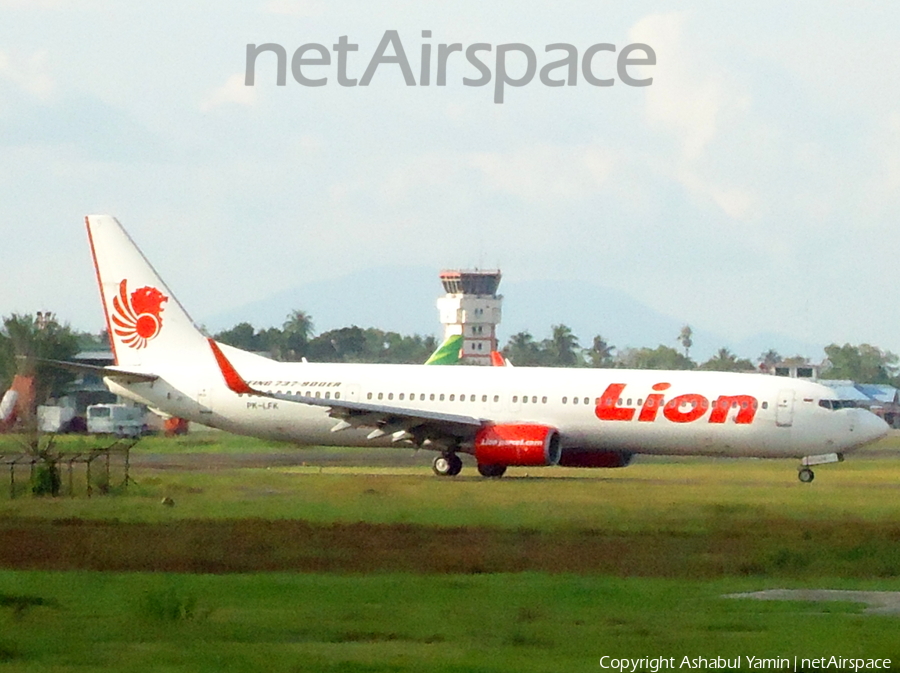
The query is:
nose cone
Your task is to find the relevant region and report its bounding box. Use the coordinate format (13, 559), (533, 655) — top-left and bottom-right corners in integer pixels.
(855, 410), (890, 447)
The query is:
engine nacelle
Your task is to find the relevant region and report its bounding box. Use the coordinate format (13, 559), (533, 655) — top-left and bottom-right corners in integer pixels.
(474, 424), (561, 467)
(558, 450), (634, 468)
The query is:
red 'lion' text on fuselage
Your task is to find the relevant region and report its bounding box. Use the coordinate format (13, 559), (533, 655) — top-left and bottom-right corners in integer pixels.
(595, 383), (758, 425)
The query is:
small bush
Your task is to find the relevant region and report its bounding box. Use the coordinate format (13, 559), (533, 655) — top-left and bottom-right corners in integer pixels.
(768, 548), (811, 571)
(31, 463), (61, 496)
(140, 587), (200, 622)
(0, 640), (19, 662)
(0, 593), (58, 619)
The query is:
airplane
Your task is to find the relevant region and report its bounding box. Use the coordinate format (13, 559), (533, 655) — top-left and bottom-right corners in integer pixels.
(78, 214), (889, 482)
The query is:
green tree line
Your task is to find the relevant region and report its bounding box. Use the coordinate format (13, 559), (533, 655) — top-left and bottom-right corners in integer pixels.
(212, 311), (439, 365)
(0, 314), (80, 404)
(502, 323), (900, 385)
(3, 312), (900, 408)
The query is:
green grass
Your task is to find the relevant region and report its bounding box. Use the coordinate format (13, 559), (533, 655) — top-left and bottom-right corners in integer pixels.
(0, 430), (289, 455)
(3, 444), (900, 529)
(1, 571), (899, 672)
(1, 432), (899, 670)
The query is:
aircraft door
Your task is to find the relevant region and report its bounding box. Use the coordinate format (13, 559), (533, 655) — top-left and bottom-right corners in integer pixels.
(776, 389), (794, 427)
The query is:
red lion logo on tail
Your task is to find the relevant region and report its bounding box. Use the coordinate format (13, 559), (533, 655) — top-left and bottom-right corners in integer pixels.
(111, 280), (168, 349)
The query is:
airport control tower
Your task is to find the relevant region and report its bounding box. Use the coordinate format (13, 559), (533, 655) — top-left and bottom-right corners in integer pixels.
(437, 269), (502, 366)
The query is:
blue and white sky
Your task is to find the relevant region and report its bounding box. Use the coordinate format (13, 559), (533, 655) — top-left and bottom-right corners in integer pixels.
(1, 1), (899, 357)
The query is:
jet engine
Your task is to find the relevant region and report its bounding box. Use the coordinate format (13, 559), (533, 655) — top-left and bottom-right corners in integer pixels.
(474, 424), (561, 466)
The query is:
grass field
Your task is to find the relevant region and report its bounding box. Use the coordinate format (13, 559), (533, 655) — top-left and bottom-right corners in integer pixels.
(2, 571), (900, 673)
(1, 431), (899, 671)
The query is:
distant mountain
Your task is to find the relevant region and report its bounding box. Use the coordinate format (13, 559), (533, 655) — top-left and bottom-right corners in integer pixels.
(203, 266), (440, 337)
(202, 266), (824, 363)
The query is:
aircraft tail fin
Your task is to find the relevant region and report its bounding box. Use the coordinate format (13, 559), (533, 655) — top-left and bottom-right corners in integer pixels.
(424, 334), (463, 365)
(85, 215), (209, 371)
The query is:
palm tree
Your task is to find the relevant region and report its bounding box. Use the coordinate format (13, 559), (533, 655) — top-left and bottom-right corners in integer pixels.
(544, 324), (580, 367)
(700, 347), (754, 372)
(503, 331), (542, 366)
(281, 310), (315, 361)
(678, 325), (693, 358)
(586, 334), (615, 368)
(758, 349), (781, 373)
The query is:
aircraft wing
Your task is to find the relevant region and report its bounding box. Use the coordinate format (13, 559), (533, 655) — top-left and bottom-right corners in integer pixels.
(208, 339), (485, 445)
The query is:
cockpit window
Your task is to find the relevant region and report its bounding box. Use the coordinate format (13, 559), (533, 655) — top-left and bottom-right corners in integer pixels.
(819, 399), (857, 410)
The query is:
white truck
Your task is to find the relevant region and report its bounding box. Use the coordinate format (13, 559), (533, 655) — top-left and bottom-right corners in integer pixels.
(37, 405), (76, 433)
(86, 404), (148, 437)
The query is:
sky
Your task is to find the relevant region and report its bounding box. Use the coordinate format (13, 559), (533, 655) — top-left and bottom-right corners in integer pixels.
(1, 0), (899, 360)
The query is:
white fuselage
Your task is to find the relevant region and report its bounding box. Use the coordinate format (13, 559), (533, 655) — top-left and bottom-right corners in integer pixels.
(83, 214), (892, 476)
(108, 345), (888, 460)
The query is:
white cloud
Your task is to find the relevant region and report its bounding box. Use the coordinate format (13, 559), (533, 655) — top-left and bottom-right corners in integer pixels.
(3, 1), (900, 355)
(470, 145), (615, 202)
(629, 12), (724, 162)
(629, 12), (758, 222)
(1, 0), (69, 6)
(671, 166), (754, 221)
(200, 73), (257, 112)
(0, 0), (109, 7)
(264, 0), (324, 17)
(862, 111), (900, 220)
(327, 144), (615, 207)
(0, 49), (55, 100)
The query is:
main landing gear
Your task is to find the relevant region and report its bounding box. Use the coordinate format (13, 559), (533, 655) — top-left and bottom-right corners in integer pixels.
(798, 468), (815, 483)
(432, 453), (462, 477)
(431, 454), (508, 478)
(477, 464), (507, 478)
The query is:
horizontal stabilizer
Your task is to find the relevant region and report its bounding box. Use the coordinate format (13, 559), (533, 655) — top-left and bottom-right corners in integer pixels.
(21, 357), (158, 384)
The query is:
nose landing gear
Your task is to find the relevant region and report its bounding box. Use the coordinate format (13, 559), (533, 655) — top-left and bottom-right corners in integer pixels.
(797, 452), (843, 483)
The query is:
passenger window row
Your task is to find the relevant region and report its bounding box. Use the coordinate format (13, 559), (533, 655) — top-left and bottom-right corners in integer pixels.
(243, 390), (771, 412)
(365, 392), (502, 404)
(268, 390), (341, 399)
(512, 395), (549, 404)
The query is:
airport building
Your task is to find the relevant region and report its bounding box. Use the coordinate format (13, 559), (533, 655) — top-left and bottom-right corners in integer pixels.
(436, 269), (502, 366)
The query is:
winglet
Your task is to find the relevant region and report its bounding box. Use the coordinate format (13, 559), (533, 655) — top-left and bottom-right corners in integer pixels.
(490, 351), (506, 367)
(208, 338), (255, 394)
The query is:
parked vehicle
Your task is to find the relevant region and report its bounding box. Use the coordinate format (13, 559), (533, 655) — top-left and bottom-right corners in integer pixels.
(37, 405), (76, 433)
(86, 404), (148, 437)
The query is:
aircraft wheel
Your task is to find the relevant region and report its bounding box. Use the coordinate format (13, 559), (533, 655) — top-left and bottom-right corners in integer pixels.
(477, 464), (507, 478)
(798, 468), (815, 483)
(446, 453), (463, 476)
(433, 454), (460, 477)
